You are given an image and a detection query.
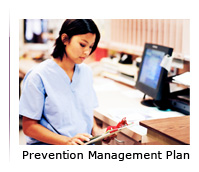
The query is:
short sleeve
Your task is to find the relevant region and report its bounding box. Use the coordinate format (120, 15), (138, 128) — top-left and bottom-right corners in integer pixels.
(19, 71), (45, 120)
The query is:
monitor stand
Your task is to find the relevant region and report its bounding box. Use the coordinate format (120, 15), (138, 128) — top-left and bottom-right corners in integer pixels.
(141, 99), (156, 107)
(141, 98), (170, 110)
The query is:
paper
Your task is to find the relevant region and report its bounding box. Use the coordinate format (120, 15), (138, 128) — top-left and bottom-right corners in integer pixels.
(160, 54), (173, 71)
(172, 72), (190, 86)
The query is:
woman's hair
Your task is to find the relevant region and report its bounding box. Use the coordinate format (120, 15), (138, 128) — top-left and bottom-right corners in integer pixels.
(51, 19), (100, 60)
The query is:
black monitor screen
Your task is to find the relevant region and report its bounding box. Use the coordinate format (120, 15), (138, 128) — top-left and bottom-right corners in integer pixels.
(139, 48), (165, 89)
(135, 43), (173, 108)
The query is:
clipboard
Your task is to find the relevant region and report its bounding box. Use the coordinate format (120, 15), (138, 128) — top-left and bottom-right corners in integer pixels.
(84, 123), (133, 145)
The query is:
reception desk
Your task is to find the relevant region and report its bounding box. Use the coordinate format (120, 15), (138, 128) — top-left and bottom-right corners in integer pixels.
(93, 76), (189, 145)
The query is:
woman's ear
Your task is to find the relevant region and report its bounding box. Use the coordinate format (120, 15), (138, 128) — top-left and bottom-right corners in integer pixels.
(61, 33), (69, 45)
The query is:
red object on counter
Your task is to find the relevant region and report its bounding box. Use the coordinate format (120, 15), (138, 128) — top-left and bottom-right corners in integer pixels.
(106, 117), (129, 133)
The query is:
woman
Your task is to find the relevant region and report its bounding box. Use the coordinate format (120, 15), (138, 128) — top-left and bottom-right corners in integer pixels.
(19, 19), (105, 145)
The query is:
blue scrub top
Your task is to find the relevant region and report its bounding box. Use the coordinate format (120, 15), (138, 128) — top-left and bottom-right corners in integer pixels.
(19, 59), (98, 144)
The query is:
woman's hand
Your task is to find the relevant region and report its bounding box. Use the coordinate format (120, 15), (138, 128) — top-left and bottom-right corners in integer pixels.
(23, 116), (92, 145)
(92, 125), (117, 144)
(92, 117), (117, 144)
(102, 133), (117, 144)
(67, 133), (92, 145)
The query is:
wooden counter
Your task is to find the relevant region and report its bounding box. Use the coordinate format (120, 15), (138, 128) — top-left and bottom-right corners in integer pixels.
(140, 116), (190, 145)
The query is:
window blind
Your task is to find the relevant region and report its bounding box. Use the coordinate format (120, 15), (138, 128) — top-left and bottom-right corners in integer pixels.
(108, 19), (189, 59)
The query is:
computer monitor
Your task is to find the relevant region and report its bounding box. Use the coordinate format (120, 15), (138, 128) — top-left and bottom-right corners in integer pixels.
(135, 43), (173, 109)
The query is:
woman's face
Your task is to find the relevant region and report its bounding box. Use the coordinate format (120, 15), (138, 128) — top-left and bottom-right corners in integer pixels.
(64, 33), (96, 64)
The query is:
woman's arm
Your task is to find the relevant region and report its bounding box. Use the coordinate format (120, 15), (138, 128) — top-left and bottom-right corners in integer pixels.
(22, 116), (91, 145)
(91, 117), (106, 137)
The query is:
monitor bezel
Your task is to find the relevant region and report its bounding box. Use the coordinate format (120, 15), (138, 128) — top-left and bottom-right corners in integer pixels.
(135, 43), (173, 101)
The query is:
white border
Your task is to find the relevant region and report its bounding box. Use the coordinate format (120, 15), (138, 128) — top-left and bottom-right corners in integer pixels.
(1, 0), (198, 171)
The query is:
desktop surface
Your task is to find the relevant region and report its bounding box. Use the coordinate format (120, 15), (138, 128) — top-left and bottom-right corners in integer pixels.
(140, 116), (190, 145)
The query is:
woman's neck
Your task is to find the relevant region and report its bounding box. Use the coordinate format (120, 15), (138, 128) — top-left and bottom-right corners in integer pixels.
(53, 56), (75, 72)
(53, 57), (75, 81)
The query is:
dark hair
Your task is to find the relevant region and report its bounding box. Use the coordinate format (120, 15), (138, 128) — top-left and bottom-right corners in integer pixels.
(51, 19), (100, 60)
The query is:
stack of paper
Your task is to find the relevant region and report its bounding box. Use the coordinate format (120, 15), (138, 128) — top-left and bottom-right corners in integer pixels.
(172, 72), (190, 86)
